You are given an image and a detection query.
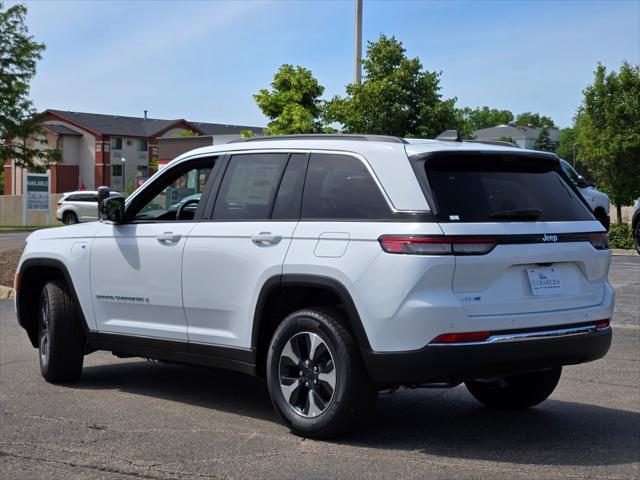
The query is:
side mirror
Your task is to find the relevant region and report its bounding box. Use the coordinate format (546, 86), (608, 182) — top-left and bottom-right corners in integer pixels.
(576, 176), (589, 188)
(97, 186), (125, 223)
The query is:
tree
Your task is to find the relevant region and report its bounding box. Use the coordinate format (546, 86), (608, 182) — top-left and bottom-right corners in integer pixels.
(0, 3), (50, 171)
(325, 35), (457, 138)
(175, 130), (199, 137)
(254, 64), (325, 135)
(556, 127), (576, 161)
(533, 127), (555, 152)
(455, 106), (514, 139)
(514, 112), (556, 129)
(498, 135), (516, 145)
(576, 62), (640, 222)
(240, 129), (255, 139)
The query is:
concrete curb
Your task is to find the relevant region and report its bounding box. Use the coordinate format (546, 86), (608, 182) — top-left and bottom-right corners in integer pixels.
(611, 249), (638, 256)
(0, 285), (14, 300)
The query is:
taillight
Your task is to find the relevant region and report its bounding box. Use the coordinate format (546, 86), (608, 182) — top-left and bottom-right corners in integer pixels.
(378, 235), (497, 255)
(57, 201), (62, 206)
(595, 319), (610, 330)
(430, 331), (491, 344)
(588, 232), (609, 250)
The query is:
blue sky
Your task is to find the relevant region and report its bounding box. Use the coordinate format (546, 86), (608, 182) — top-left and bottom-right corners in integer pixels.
(11, 0), (640, 129)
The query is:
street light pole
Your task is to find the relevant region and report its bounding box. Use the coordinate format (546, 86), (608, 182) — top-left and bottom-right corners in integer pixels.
(121, 157), (126, 192)
(354, 0), (363, 84)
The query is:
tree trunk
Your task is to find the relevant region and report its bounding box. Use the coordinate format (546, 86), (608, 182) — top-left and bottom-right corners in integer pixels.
(616, 204), (622, 224)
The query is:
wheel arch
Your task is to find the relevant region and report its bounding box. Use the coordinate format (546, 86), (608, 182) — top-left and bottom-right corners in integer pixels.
(251, 274), (371, 376)
(17, 258), (90, 348)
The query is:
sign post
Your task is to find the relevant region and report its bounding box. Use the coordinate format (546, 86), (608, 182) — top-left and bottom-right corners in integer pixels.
(22, 171), (51, 226)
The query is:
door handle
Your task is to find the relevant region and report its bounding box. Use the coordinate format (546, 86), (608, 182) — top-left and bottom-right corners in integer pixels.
(156, 232), (182, 245)
(250, 232), (282, 246)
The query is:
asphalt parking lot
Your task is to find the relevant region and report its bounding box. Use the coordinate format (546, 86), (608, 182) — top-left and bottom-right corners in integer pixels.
(0, 256), (638, 479)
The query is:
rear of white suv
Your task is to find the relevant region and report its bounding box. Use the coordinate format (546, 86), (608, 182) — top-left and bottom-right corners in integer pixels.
(356, 147), (612, 390)
(14, 135), (613, 439)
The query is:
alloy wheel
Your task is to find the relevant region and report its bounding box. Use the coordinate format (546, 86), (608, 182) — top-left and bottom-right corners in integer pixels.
(39, 295), (50, 368)
(278, 331), (336, 418)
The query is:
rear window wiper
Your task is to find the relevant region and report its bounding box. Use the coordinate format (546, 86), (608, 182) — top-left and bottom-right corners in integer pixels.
(489, 208), (543, 220)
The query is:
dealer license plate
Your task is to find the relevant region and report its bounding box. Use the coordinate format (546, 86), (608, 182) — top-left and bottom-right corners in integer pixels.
(527, 267), (562, 296)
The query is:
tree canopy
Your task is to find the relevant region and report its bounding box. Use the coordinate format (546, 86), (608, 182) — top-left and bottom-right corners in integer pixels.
(324, 35), (457, 138)
(514, 112), (556, 129)
(0, 2), (50, 169)
(254, 64), (325, 135)
(575, 61), (640, 220)
(533, 127), (555, 152)
(455, 106), (514, 139)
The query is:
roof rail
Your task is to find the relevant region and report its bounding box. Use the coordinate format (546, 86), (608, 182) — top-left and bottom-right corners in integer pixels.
(228, 134), (408, 144)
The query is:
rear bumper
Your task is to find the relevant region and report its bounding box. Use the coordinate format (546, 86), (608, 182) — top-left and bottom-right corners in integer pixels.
(362, 323), (612, 385)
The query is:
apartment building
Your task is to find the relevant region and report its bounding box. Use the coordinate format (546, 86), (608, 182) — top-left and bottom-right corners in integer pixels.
(3, 109), (262, 194)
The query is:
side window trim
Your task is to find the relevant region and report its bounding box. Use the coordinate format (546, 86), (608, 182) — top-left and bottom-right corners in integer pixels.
(271, 152), (310, 221)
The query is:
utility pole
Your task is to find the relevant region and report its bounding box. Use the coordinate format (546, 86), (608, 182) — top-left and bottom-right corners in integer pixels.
(354, 0), (363, 84)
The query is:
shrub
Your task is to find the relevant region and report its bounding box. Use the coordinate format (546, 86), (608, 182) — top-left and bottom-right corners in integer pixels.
(608, 221), (634, 249)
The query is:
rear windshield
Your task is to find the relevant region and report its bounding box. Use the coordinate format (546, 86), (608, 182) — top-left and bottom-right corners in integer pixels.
(424, 154), (594, 223)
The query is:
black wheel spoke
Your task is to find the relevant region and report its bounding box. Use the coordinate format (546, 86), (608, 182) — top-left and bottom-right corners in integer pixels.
(279, 331), (336, 418)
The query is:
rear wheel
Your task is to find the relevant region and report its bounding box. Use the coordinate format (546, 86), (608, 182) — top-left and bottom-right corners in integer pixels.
(465, 367), (562, 410)
(62, 211), (78, 225)
(38, 279), (84, 383)
(266, 308), (376, 438)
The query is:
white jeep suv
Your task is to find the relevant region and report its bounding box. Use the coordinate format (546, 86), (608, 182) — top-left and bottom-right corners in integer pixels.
(15, 134), (614, 438)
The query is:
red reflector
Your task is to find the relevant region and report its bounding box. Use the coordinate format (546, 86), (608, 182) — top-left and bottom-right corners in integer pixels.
(431, 331), (491, 344)
(588, 232), (609, 250)
(595, 319), (610, 330)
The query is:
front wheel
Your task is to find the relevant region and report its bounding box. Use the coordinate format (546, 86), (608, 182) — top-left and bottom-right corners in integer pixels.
(39, 279), (85, 383)
(465, 367), (562, 410)
(266, 308), (376, 438)
(62, 211), (78, 225)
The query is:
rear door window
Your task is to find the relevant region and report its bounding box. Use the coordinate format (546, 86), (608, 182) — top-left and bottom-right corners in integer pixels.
(213, 153), (288, 220)
(301, 153), (390, 220)
(424, 154), (593, 223)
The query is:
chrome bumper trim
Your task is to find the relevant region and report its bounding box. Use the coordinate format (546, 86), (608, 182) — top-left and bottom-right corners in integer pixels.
(429, 324), (610, 347)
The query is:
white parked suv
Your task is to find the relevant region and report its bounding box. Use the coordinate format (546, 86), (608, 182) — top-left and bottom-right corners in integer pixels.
(15, 134), (614, 438)
(559, 159), (610, 230)
(56, 190), (123, 224)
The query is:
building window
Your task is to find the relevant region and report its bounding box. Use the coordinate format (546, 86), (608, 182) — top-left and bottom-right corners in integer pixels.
(136, 166), (148, 177)
(111, 137), (122, 150)
(138, 139), (148, 152)
(112, 164), (122, 176)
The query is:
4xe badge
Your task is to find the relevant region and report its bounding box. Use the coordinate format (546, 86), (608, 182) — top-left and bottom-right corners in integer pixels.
(542, 233), (559, 243)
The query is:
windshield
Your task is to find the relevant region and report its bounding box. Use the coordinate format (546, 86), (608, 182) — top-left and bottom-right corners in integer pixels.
(424, 154), (594, 223)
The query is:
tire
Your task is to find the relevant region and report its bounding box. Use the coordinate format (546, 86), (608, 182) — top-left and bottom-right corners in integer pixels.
(634, 221), (640, 255)
(465, 367), (562, 410)
(594, 209), (610, 231)
(38, 279), (85, 383)
(266, 308), (376, 439)
(62, 211), (78, 225)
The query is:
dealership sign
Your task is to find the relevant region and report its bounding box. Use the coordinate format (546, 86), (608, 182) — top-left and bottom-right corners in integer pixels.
(23, 172), (51, 224)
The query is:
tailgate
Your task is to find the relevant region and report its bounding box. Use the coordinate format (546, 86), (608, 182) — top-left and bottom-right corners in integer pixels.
(420, 150), (610, 317)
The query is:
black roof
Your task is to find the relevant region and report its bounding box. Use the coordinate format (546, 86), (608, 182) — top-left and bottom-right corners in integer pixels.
(41, 123), (82, 136)
(48, 110), (263, 138)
